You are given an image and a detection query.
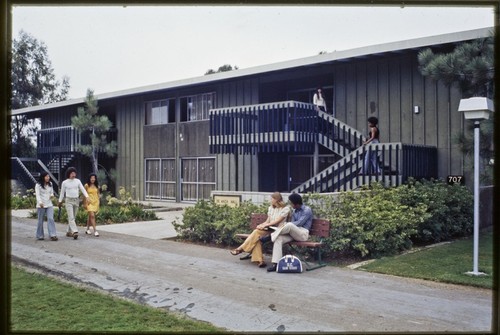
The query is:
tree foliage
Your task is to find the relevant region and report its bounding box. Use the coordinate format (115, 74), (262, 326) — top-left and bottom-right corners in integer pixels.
(71, 89), (117, 175)
(418, 35), (494, 98)
(11, 30), (70, 157)
(418, 33), (495, 184)
(205, 64), (239, 75)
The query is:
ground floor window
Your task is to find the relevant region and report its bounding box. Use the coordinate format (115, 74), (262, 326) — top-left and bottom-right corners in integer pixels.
(145, 158), (176, 200)
(181, 157), (215, 201)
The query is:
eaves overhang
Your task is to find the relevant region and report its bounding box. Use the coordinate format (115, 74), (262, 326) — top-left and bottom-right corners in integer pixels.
(11, 27), (493, 116)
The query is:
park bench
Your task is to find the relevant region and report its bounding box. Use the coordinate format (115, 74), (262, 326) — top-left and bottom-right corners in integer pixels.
(235, 213), (331, 271)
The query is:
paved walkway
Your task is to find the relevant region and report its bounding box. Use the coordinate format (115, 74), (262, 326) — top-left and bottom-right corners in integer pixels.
(10, 209), (493, 332)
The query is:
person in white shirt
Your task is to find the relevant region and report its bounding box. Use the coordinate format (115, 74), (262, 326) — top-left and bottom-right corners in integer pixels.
(35, 172), (58, 241)
(313, 88), (327, 113)
(58, 167), (89, 239)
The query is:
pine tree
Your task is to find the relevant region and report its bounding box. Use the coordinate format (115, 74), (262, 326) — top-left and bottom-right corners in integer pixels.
(418, 33), (494, 184)
(71, 89), (117, 175)
(418, 35), (494, 98)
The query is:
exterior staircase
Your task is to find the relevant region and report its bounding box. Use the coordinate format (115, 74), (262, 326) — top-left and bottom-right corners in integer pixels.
(11, 157), (61, 194)
(209, 100), (438, 193)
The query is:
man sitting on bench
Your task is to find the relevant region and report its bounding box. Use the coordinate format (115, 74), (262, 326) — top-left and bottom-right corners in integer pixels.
(266, 193), (313, 272)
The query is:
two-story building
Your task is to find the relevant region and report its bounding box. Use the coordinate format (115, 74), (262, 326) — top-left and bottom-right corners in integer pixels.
(11, 27), (493, 203)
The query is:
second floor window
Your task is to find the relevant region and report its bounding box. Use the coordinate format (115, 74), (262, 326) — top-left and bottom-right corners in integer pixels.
(145, 99), (175, 125)
(181, 92), (216, 122)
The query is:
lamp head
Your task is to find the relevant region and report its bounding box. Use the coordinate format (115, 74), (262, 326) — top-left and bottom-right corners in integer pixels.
(459, 97), (494, 121)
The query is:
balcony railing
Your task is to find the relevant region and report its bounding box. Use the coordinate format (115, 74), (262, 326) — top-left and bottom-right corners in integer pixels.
(209, 101), (317, 154)
(37, 126), (117, 155)
(292, 143), (438, 193)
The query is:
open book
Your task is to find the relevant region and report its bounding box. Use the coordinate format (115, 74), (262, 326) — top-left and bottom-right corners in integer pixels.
(268, 222), (285, 231)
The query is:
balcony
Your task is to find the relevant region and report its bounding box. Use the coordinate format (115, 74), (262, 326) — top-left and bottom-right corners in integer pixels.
(37, 126), (117, 155)
(209, 101), (317, 154)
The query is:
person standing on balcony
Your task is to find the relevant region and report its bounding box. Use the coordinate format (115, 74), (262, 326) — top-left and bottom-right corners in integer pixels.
(84, 173), (100, 237)
(35, 172), (58, 241)
(58, 167), (89, 240)
(313, 87), (327, 113)
(361, 116), (382, 175)
(230, 192), (290, 268)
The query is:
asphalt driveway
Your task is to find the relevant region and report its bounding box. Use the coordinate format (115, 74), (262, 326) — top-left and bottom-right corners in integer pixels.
(9, 213), (493, 332)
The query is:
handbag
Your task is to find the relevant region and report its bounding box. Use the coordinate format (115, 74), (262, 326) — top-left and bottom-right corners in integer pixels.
(276, 254), (303, 273)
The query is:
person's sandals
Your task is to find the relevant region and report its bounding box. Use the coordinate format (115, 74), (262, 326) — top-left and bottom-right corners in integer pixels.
(85, 229), (92, 235)
(258, 262), (267, 268)
(230, 249), (243, 256)
(73, 232), (78, 240)
(50, 236), (58, 241)
(94, 231), (99, 237)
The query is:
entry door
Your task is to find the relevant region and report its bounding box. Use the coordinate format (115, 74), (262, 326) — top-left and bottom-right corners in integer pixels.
(288, 156), (313, 190)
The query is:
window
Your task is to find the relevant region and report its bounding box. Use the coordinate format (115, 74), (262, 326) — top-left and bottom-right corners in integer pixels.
(180, 92), (216, 122)
(181, 157), (215, 201)
(145, 158), (176, 200)
(145, 99), (175, 125)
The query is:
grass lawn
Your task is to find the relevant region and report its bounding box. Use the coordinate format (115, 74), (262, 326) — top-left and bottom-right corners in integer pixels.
(10, 266), (224, 333)
(358, 230), (494, 289)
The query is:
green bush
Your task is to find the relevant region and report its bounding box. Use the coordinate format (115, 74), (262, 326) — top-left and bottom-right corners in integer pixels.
(24, 186), (159, 225)
(306, 183), (429, 258)
(173, 199), (264, 246)
(396, 179), (473, 243)
(10, 189), (37, 209)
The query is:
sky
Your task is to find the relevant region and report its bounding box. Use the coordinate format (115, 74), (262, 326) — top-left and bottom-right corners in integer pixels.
(11, 4), (496, 100)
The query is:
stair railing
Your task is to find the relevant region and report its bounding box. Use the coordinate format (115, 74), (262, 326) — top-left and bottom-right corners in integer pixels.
(316, 111), (365, 157)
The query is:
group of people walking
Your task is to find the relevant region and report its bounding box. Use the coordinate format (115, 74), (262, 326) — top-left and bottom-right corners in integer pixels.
(35, 167), (100, 241)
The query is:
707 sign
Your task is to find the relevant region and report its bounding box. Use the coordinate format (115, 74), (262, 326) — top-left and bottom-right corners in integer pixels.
(447, 175), (464, 185)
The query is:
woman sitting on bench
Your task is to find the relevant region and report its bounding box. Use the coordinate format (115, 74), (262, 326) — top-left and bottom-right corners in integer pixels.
(230, 192), (290, 268)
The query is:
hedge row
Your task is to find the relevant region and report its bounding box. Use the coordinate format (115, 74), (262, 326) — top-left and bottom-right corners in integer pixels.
(174, 179), (473, 259)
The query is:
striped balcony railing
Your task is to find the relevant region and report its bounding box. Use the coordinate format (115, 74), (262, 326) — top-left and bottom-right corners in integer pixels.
(292, 143), (437, 193)
(209, 101), (317, 154)
(37, 126), (117, 155)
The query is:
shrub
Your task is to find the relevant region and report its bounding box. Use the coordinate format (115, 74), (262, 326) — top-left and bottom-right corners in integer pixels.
(305, 183), (429, 258)
(396, 178), (473, 243)
(173, 199), (264, 246)
(30, 186), (160, 225)
(11, 189), (36, 209)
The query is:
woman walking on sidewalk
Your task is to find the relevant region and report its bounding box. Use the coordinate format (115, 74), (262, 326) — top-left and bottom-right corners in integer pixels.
(58, 167), (89, 240)
(35, 172), (58, 241)
(84, 173), (100, 237)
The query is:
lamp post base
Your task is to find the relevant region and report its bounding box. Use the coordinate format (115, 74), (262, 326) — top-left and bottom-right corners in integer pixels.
(465, 271), (487, 276)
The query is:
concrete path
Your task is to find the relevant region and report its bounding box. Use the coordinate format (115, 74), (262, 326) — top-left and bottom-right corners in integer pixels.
(9, 211), (493, 333)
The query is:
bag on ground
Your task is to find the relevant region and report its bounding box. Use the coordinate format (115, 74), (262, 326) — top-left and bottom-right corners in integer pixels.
(277, 254), (303, 273)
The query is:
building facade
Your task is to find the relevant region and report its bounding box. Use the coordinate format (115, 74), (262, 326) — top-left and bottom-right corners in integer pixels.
(11, 28), (492, 202)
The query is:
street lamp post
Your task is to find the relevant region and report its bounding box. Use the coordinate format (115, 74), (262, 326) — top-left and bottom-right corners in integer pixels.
(458, 97), (494, 276)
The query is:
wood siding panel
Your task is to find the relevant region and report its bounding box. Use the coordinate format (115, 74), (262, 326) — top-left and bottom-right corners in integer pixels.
(334, 66), (346, 120)
(377, 60), (390, 143)
(424, 78), (438, 147)
(143, 124), (176, 158)
(412, 59), (425, 144)
(400, 56), (413, 144)
(344, 63), (357, 128)
(178, 121), (210, 157)
(116, 98), (144, 200)
(436, 81), (451, 177)
(355, 62), (367, 132)
(388, 58), (401, 142)
(449, 86), (463, 175)
(367, 60), (378, 123)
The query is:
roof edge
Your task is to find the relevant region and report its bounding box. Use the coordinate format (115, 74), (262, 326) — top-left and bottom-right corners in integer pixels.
(12, 27), (493, 115)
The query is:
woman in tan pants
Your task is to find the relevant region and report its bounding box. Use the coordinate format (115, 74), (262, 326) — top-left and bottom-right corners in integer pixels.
(230, 192), (290, 268)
